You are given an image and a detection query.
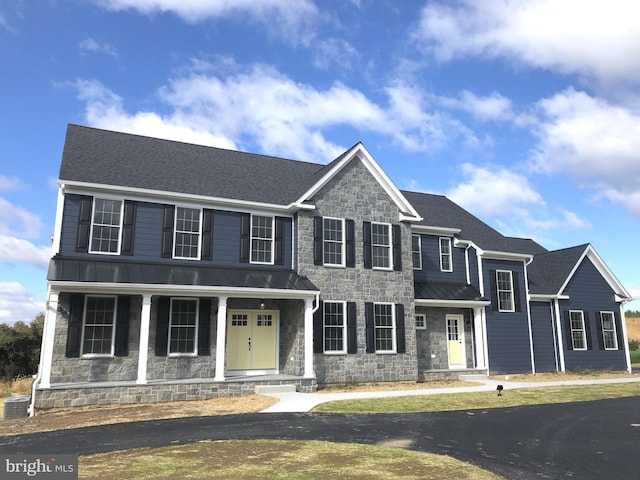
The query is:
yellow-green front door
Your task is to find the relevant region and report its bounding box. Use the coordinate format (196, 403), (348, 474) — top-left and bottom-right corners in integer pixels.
(226, 310), (278, 372)
(447, 315), (466, 368)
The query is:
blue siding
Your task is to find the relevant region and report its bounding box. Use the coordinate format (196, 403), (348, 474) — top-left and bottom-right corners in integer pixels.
(530, 301), (557, 372)
(59, 194), (293, 269)
(414, 234), (467, 284)
(483, 259), (532, 374)
(560, 258), (626, 371)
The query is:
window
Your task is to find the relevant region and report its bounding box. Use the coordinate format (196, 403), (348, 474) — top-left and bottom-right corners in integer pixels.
(168, 298), (198, 355)
(496, 270), (515, 312)
(600, 312), (618, 350)
(323, 301), (346, 353)
(439, 237), (452, 272)
(251, 215), (273, 264)
(374, 303), (396, 352)
(174, 207), (201, 259)
(569, 310), (587, 350)
(412, 235), (422, 270)
(371, 222), (391, 269)
(90, 198), (122, 254)
(82, 296), (116, 355)
(415, 314), (426, 330)
(323, 218), (345, 266)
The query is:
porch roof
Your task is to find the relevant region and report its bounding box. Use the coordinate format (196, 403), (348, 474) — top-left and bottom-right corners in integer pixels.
(414, 282), (483, 302)
(48, 256), (319, 293)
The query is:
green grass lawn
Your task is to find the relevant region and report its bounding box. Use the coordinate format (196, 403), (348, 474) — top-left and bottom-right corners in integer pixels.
(630, 349), (640, 366)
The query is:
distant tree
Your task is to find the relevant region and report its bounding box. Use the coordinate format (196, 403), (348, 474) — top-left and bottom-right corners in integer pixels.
(0, 314), (43, 379)
(625, 310), (640, 318)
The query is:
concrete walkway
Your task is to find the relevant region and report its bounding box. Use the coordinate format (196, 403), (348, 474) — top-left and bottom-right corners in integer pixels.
(260, 376), (640, 413)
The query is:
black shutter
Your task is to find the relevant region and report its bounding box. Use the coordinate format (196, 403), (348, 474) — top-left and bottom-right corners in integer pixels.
(198, 298), (211, 356)
(121, 201), (136, 256)
(66, 294), (85, 357)
(347, 301), (357, 354)
(274, 217), (285, 265)
(395, 303), (406, 353)
(597, 312), (605, 350)
(365, 302), (375, 353)
(76, 196), (93, 253)
(392, 224), (402, 271)
(584, 312), (592, 350)
(201, 209), (214, 261)
(512, 271), (521, 312)
(489, 270), (498, 311)
(615, 312), (624, 351)
(564, 311), (573, 351)
(114, 296), (131, 356)
(240, 213), (251, 263)
(155, 297), (170, 356)
(313, 216), (323, 265)
(346, 219), (355, 268)
(313, 300), (324, 353)
(161, 205), (175, 258)
(363, 222), (372, 269)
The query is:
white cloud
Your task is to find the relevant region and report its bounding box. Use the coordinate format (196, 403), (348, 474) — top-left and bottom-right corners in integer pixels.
(313, 38), (359, 71)
(532, 88), (640, 216)
(0, 175), (25, 192)
(414, 0), (640, 86)
(0, 197), (44, 239)
(0, 235), (50, 267)
(71, 64), (479, 163)
(93, 0), (321, 45)
(437, 90), (514, 121)
(79, 37), (118, 57)
(0, 282), (45, 325)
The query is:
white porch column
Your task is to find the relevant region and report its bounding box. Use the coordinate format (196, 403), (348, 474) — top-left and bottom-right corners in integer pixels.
(620, 303), (632, 373)
(136, 295), (152, 385)
(554, 299), (566, 372)
(39, 291), (59, 389)
(473, 307), (486, 370)
(304, 298), (315, 378)
(214, 296), (228, 381)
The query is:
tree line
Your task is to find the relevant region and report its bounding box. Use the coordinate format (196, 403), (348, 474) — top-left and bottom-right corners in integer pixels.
(626, 310), (640, 318)
(0, 314), (43, 380)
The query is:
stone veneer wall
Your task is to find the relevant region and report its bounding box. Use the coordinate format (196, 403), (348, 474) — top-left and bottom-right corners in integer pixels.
(298, 157), (418, 384)
(415, 307), (474, 371)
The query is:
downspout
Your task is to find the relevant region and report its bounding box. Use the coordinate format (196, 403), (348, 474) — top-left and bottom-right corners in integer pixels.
(524, 257), (536, 374)
(550, 301), (559, 372)
(554, 298), (566, 372)
(619, 300), (632, 373)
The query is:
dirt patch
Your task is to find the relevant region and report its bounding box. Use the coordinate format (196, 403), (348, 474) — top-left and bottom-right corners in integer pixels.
(626, 315), (640, 340)
(0, 394), (277, 437)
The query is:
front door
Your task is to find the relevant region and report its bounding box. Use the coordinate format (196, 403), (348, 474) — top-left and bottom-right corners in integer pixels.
(226, 310), (278, 374)
(447, 315), (466, 368)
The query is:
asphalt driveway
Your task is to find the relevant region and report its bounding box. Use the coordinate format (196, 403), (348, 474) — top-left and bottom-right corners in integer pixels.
(2, 396), (639, 479)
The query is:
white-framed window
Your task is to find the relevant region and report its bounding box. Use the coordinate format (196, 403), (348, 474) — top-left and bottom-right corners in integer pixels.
(174, 207), (202, 259)
(81, 295), (117, 356)
(412, 234), (422, 270)
(168, 298), (199, 355)
(439, 237), (452, 272)
(323, 217), (345, 267)
(371, 222), (391, 270)
(374, 302), (396, 353)
(89, 198), (123, 254)
(251, 215), (274, 264)
(415, 313), (426, 330)
(323, 301), (346, 353)
(600, 311), (618, 350)
(496, 270), (515, 312)
(569, 310), (587, 350)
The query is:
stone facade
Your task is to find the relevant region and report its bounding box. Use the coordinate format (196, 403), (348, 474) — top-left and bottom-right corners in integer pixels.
(298, 157), (418, 384)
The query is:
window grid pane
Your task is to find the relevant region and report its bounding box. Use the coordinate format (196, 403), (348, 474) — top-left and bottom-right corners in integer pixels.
(412, 235), (421, 269)
(601, 312), (617, 349)
(440, 238), (452, 271)
(169, 299), (197, 354)
(174, 208), (201, 258)
(91, 199), (122, 253)
(496, 271), (514, 311)
(374, 304), (394, 351)
(570, 311), (586, 350)
(82, 296), (116, 355)
(371, 223), (390, 269)
(251, 216), (273, 263)
(324, 302), (345, 352)
(323, 218), (343, 265)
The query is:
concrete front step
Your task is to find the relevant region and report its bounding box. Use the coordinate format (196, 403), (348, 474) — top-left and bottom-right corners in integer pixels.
(458, 374), (489, 381)
(255, 384), (297, 394)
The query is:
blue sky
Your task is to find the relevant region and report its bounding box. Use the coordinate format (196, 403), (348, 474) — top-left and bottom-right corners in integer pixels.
(1, 0), (639, 324)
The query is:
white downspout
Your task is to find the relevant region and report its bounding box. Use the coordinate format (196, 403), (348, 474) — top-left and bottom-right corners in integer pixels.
(554, 298), (566, 372)
(620, 301), (632, 373)
(303, 293), (320, 379)
(524, 258), (536, 375)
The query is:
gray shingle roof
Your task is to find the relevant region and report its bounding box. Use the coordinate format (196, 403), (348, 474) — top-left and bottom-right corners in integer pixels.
(60, 124), (324, 205)
(414, 282), (483, 301)
(527, 244), (589, 295)
(401, 191), (547, 255)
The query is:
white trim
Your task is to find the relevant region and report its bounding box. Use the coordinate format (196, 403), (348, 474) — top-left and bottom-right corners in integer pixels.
(322, 217), (346, 268)
(167, 297), (199, 356)
(415, 313), (426, 330)
(529, 294), (571, 301)
(80, 295), (118, 357)
(496, 270), (515, 312)
(523, 258), (536, 374)
(250, 214), (275, 265)
(569, 310), (587, 351)
(51, 186), (65, 255)
(554, 298), (566, 372)
(304, 298), (315, 378)
(415, 299), (491, 308)
(446, 314), (466, 369)
(88, 197), (124, 255)
(412, 234), (422, 270)
(371, 221), (392, 271)
(172, 206), (203, 260)
(322, 301), (348, 354)
(439, 237), (453, 272)
(38, 290), (58, 389)
(482, 250), (533, 261)
(373, 302), (396, 354)
(620, 303), (632, 373)
(214, 296), (228, 381)
(599, 311), (618, 350)
(473, 307), (486, 369)
(137, 295), (151, 384)
(412, 225), (461, 236)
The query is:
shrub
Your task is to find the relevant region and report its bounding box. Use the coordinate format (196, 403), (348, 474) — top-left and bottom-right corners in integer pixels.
(629, 339), (640, 351)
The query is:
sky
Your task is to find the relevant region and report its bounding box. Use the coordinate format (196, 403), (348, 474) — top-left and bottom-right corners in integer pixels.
(1, 0), (640, 324)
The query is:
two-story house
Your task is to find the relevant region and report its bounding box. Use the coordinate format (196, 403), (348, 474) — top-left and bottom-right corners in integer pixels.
(32, 125), (633, 409)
